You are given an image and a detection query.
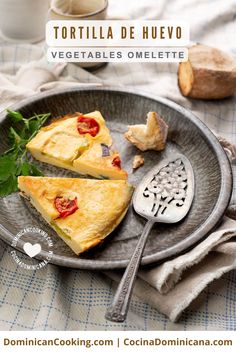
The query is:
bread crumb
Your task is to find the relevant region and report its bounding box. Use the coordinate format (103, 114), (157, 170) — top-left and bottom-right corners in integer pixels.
(124, 111), (168, 151)
(132, 155), (145, 170)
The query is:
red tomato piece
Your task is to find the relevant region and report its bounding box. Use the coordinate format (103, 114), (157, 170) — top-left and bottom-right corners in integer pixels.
(54, 197), (78, 218)
(77, 116), (99, 137)
(112, 156), (121, 169)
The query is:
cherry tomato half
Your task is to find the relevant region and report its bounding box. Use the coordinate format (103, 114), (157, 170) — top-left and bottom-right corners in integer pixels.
(54, 197), (78, 218)
(77, 116), (100, 137)
(112, 156), (121, 169)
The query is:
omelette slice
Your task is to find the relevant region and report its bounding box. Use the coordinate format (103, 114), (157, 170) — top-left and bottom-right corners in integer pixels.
(26, 111), (127, 180)
(18, 176), (133, 255)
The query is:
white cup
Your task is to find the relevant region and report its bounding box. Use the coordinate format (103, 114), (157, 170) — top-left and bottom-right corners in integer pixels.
(0, 0), (49, 43)
(49, 0), (108, 20)
(48, 0), (108, 69)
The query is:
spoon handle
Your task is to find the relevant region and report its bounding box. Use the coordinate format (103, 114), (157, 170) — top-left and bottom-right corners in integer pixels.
(105, 220), (154, 322)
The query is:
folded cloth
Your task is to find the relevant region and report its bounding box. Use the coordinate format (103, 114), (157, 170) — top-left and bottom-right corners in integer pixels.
(106, 217), (236, 322)
(0, 56), (236, 322)
(0, 56), (102, 112)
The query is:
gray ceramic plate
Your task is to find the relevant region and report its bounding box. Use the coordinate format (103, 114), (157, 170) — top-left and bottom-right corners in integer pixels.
(0, 87), (232, 269)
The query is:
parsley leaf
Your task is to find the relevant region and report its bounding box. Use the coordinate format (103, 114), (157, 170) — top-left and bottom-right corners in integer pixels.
(20, 161), (31, 176)
(30, 164), (44, 176)
(0, 110), (50, 197)
(0, 175), (18, 197)
(6, 109), (23, 123)
(0, 155), (16, 182)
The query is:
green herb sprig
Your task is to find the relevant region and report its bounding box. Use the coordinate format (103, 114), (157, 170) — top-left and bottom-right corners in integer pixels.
(0, 110), (50, 197)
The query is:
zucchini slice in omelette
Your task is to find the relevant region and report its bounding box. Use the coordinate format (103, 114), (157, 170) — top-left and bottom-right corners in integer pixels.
(26, 111), (127, 180)
(18, 176), (133, 255)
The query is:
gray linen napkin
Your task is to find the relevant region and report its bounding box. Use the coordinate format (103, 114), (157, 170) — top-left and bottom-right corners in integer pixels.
(106, 217), (236, 321)
(1, 59), (236, 322)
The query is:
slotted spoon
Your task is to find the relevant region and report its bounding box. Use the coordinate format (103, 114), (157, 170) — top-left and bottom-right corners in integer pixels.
(105, 154), (195, 322)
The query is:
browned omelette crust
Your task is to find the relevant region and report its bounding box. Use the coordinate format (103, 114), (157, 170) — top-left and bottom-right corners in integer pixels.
(18, 176), (133, 255)
(26, 111), (128, 180)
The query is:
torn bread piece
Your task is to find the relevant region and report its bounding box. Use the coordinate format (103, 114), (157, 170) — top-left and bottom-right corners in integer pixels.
(132, 155), (145, 170)
(18, 176), (133, 255)
(124, 112), (168, 151)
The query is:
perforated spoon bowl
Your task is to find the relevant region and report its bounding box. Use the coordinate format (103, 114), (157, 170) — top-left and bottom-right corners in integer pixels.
(105, 154), (194, 322)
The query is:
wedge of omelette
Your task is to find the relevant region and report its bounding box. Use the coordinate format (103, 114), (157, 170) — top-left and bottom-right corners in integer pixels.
(26, 111), (127, 180)
(18, 176), (133, 255)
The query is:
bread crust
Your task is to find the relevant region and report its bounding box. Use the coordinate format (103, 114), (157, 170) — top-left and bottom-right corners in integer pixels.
(178, 44), (236, 99)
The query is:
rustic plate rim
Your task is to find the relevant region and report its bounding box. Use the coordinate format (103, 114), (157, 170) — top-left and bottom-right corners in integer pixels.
(0, 86), (233, 269)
